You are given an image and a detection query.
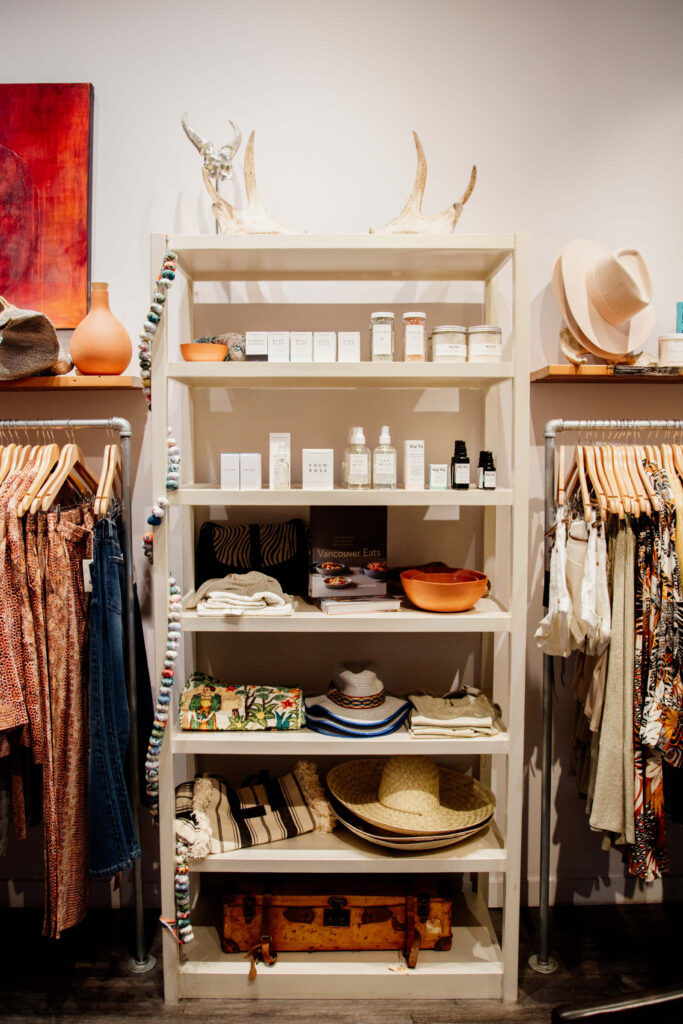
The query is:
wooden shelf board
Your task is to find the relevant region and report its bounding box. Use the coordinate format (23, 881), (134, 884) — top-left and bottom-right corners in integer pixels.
(531, 364), (683, 383)
(181, 595), (510, 633)
(0, 375), (143, 390)
(178, 894), (502, 999)
(171, 723), (509, 756)
(167, 362), (513, 388)
(187, 826), (505, 874)
(170, 485), (513, 507)
(167, 233), (515, 283)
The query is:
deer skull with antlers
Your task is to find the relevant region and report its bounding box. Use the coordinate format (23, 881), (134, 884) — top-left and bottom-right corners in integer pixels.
(370, 131), (477, 234)
(182, 113), (300, 235)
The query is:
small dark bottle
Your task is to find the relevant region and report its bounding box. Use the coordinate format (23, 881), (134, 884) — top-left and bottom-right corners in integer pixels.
(451, 440), (470, 490)
(482, 451), (497, 490)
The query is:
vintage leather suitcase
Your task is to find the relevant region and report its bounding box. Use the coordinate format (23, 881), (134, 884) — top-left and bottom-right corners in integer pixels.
(222, 880), (452, 968)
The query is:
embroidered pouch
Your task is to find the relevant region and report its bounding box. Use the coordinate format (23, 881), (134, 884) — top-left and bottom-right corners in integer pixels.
(179, 672), (305, 731)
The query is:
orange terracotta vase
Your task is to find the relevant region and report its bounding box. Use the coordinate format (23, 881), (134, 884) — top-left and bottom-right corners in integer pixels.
(70, 282), (132, 374)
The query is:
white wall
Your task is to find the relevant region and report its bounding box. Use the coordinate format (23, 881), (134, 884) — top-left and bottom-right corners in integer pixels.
(2, 0), (683, 907)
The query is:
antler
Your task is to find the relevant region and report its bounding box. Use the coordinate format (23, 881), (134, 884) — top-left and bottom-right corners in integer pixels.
(201, 131), (301, 234)
(181, 113), (241, 182)
(369, 131), (477, 235)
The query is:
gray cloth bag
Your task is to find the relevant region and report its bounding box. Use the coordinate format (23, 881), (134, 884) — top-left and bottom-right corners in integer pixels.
(0, 296), (60, 379)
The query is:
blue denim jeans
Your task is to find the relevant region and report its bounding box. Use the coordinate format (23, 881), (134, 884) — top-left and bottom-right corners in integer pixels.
(88, 516), (140, 877)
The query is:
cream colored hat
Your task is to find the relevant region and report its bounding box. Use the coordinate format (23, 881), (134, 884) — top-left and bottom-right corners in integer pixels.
(557, 240), (654, 358)
(327, 756), (495, 835)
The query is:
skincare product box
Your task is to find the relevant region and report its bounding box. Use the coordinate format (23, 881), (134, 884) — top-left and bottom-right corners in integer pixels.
(337, 331), (361, 363)
(239, 453), (262, 491)
(267, 331), (290, 362)
(290, 331), (313, 362)
(429, 464), (449, 490)
(313, 331), (336, 362)
(309, 505), (387, 600)
(245, 331), (268, 361)
(220, 453), (240, 490)
(269, 432), (291, 488)
(677, 302), (683, 335)
(404, 440), (425, 490)
(302, 449), (334, 491)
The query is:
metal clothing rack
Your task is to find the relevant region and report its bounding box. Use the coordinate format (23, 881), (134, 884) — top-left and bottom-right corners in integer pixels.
(531, 417), (683, 976)
(0, 417), (155, 973)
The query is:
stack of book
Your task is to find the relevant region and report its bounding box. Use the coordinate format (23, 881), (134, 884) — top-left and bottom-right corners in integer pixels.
(309, 506), (401, 615)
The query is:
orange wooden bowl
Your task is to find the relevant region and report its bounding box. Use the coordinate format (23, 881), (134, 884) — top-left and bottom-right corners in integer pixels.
(400, 568), (489, 612)
(180, 343), (228, 362)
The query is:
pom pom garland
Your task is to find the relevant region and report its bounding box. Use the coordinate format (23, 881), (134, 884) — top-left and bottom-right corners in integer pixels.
(137, 242), (178, 408)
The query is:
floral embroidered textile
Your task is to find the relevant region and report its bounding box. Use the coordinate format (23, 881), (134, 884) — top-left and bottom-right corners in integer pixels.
(179, 672), (305, 731)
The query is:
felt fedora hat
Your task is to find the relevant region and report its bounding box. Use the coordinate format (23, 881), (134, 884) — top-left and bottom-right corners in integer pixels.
(327, 755), (495, 835)
(305, 661), (410, 728)
(558, 240), (654, 357)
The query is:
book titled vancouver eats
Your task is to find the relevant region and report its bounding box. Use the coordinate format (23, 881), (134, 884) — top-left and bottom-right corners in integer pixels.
(309, 506), (399, 612)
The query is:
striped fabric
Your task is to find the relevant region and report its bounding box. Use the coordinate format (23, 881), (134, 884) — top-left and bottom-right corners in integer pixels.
(194, 772), (317, 853)
(210, 522), (301, 571)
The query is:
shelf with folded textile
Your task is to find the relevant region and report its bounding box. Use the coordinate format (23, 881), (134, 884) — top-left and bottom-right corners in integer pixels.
(152, 232), (529, 1004)
(179, 593), (511, 633)
(178, 892), (502, 1001)
(171, 724), (509, 755)
(183, 824), (506, 873)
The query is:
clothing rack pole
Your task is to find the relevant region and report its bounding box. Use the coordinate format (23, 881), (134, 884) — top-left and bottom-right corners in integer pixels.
(0, 417), (155, 973)
(531, 417), (683, 976)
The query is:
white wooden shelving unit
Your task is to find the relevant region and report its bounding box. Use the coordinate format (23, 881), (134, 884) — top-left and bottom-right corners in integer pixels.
(152, 232), (529, 1004)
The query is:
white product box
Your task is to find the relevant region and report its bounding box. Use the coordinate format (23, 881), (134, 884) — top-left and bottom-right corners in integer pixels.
(404, 440), (425, 490)
(220, 453), (240, 490)
(267, 331), (290, 362)
(245, 331), (268, 361)
(269, 432), (291, 489)
(429, 463), (449, 490)
(302, 448), (334, 490)
(290, 331), (313, 362)
(313, 331), (336, 362)
(239, 453), (262, 491)
(337, 331), (361, 362)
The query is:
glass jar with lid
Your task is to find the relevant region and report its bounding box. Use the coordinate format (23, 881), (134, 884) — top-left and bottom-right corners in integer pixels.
(402, 311), (426, 362)
(370, 312), (394, 362)
(467, 325), (503, 363)
(430, 325), (468, 363)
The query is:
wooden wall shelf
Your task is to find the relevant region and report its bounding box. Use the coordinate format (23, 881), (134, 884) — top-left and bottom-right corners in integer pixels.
(0, 375), (143, 391)
(531, 364), (683, 383)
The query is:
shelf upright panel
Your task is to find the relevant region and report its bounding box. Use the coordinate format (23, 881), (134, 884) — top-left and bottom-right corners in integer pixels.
(150, 235), (179, 1003)
(501, 232), (530, 1003)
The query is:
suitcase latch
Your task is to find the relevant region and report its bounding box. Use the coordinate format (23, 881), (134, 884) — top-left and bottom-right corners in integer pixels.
(324, 897), (350, 927)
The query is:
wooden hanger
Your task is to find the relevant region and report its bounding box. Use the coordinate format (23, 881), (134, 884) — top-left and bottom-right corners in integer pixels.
(583, 446), (606, 519)
(32, 444), (98, 512)
(672, 443), (683, 484)
(597, 445), (624, 519)
(17, 444), (60, 517)
(556, 445), (567, 506)
(573, 445), (593, 523)
(624, 445), (650, 516)
(610, 444), (634, 516)
(0, 443), (18, 486)
(634, 445), (658, 506)
(94, 444), (122, 516)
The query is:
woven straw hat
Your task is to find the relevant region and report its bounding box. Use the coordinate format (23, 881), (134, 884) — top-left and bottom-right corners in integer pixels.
(305, 661), (410, 727)
(327, 756), (495, 835)
(553, 240), (654, 359)
(328, 793), (492, 850)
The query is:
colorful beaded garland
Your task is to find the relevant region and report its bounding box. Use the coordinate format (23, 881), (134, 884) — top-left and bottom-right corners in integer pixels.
(142, 429), (181, 560)
(174, 838), (194, 944)
(145, 576), (182, 817)
(138, 245), (177, 408)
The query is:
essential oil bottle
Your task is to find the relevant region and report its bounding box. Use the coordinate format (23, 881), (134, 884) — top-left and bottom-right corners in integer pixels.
(451, 440), (470, 490)
(372, 425), (397, 489)
(344, 426), (371, 489)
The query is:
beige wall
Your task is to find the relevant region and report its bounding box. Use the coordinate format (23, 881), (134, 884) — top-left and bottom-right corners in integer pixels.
(2, 0), (683, 907)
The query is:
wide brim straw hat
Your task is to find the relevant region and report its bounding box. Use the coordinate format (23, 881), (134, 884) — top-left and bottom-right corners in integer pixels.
(327, 756), (495, 835)
(328, 793), (493, 850)
(306, 661), (410, 727)
(554, 240), (654, 358)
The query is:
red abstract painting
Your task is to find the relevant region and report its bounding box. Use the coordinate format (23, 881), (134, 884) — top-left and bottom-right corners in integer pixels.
(0, 83), (92, 328)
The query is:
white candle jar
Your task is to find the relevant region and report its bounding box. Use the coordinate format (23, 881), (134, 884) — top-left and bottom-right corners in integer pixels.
(430, 325), (468, 363)
(468, 325), (503, 363)
(659, 334), (683, 367)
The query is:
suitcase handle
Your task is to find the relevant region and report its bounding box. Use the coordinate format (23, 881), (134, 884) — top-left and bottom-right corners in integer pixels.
(406, 894), (422, 969)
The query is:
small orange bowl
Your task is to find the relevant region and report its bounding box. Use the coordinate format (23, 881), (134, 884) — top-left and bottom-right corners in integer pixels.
(400, 568), (489, 613)
(180, 343), (228, 362)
